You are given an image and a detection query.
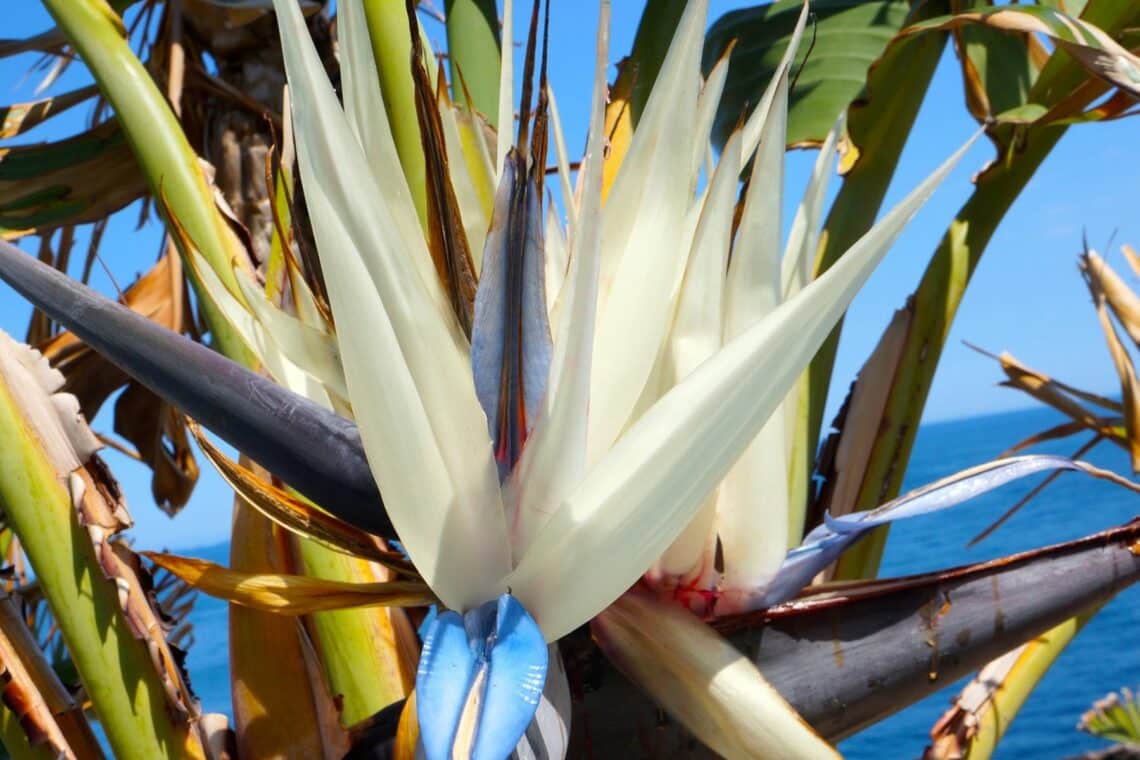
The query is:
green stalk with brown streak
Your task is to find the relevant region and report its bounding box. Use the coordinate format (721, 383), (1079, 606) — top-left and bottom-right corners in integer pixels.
(40, 0), (252, 367)
(832, 0), (1140, 579)
(443, 0), (500, 125)
(0, 377), (188, 758)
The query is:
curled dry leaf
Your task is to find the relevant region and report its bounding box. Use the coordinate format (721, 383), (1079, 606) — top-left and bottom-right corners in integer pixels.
(1081, 251), (1140, 348)
(189, 420), (412, 574)
(969, 343), (1125, 441)
(143, 552), (437, 614)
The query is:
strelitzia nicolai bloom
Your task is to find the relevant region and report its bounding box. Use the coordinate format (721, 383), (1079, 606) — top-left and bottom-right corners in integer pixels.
(267, 0), (974, 755)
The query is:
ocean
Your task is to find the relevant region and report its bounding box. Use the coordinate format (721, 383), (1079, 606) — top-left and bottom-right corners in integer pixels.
(179, 405), (1140, 758)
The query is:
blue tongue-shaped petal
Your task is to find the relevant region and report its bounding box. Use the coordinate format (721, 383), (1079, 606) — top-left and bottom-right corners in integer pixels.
(471, 151), (553, 482)
(417, 594), (549, 760)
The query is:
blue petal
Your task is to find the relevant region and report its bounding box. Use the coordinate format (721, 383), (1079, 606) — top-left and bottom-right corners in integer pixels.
(416, 610), (473, 759)
(473, 595), (548, 760)
(416, 594), (549, 760)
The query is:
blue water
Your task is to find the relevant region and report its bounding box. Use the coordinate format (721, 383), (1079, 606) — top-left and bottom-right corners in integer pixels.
(179, 405), (1139, 757)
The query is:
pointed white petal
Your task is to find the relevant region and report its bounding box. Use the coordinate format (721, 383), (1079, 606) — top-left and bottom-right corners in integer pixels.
(587, 0), (708, 462)
(781, 113), (842, 300)
(740, 0), (809, 160)
(654, 130), (742, 579)
(504, 1), (610, 562)
(272, 0), (509, 609)
(233, 268), (348, 399)
(594, 593), (839, 759)
(544, 201), (569, 326)
(508, 132), (979, 641)
(716, 70), (790, 592)
(690, 46), (732, 183)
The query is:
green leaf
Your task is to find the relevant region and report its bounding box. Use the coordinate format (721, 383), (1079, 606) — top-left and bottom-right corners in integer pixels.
(706, 0), (912, 149)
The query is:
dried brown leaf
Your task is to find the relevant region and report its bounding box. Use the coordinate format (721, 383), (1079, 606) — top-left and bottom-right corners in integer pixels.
(1081, 251), (1140, 471)
(1083, 251), (1140, 349)
(408, 11), (478, 335)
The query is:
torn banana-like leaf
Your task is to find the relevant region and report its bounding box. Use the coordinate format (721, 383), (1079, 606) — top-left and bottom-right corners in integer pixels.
(901, 7), (1140, 98)
(594, 591), (838, 759)
(0, 238), (389, 537)
(764, 455), (1140, 606)
(190, 422), (411, 572)
(143, 553), (435, 614)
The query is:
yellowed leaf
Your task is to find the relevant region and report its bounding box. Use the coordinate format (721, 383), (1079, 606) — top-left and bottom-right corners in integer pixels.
(143, 552), (435, 614)
(228, 504), (350, 760)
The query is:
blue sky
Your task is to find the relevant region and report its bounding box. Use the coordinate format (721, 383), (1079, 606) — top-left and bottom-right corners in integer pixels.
(2, 1), (1138, 549)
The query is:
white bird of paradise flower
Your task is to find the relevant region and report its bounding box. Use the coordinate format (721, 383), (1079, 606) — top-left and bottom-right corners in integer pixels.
(267, 0), (977, 755)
